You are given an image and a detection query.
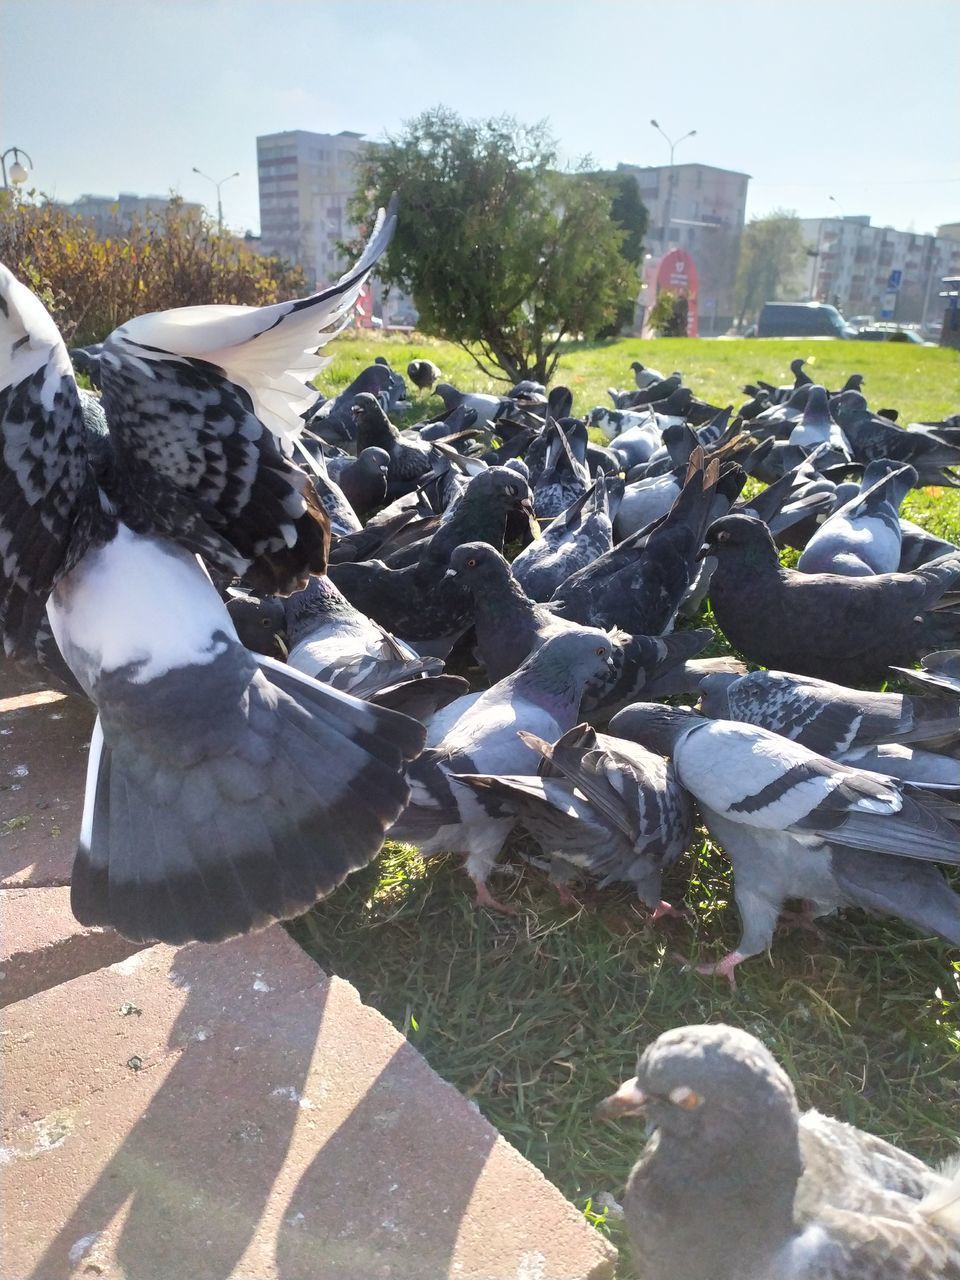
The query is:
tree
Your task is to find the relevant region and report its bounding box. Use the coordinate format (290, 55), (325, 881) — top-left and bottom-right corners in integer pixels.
(733, 210), (805, 330)
(590, 170), (649, 337)
(0, 192), (306, 346)
(348, 107), (635, 383)
(648, 288), (689, 337)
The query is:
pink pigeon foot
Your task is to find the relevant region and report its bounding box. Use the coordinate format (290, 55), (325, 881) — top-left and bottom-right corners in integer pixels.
(647, 899), (690, 924)
(695, 950), (748, 992)
(472, 877), (519, 916)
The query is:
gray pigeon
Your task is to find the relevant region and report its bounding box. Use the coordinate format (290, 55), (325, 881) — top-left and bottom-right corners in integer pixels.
(704, 514), (960, 686)
(510, 473), (622, 603)
(609, 703), (960, 987)
(389, 629), (615, 911)
(595, 1022), (960, 1280)
(227, 575), (444, 698)
(446, 541), (717, 718)
(455, 723), (693, 916)
(698, 668), (960, 756)
(797, 460), (917, 576)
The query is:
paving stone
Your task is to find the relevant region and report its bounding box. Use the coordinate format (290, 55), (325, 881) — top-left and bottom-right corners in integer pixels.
(0, 885), (144, 1008)
(1, 926), (617, 1280)
(0, 666), (95, 888)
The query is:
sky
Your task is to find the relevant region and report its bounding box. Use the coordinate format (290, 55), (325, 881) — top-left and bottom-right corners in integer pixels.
(2, 0), (958, 238)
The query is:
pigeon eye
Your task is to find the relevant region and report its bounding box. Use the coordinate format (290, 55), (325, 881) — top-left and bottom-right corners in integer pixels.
(506, 484), (519, 496)
(261, 618), (272, 628)
(595, 646), (606, 657)
(669, 1086), (702, 1110)
(716, 530), (730, 544)
(466, 557), (478, 568)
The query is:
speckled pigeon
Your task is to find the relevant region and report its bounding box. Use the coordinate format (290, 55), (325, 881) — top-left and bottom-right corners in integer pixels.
(698, 668), (960, 756)
(595, 1022), (960, 1280)
(454, 722), (693, 915)
(0, 204), (431, 946)
(609, 703), (960, 988)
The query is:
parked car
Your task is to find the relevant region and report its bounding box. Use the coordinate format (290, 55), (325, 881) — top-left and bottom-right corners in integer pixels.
(854, 325), (930, 345)
(756, 302), (857, 339)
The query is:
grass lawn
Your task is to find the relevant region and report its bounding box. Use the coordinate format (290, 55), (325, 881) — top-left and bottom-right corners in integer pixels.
(297, 334), (960, 1275)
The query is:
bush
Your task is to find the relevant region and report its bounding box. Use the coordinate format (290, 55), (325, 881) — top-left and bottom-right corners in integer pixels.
(0, 192), (307, 346)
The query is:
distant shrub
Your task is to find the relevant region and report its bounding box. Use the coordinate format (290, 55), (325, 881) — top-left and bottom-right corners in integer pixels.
(649, 288), (689, 337)
(0, 192), (307, 346)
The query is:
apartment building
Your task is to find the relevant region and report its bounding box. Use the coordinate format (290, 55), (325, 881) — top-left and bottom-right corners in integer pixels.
(799, 216), (960, 325)
(617, 161), (750, 333)
(54, 192), (203, 236)
(256, 130), (377, 287)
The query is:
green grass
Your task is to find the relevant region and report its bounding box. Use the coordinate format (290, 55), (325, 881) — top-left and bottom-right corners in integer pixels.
(321, 331), (960, 426)
(297, 335), (960, 1275)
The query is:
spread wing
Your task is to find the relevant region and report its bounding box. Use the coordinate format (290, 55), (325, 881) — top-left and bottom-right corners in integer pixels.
(98, 199), (397, 591)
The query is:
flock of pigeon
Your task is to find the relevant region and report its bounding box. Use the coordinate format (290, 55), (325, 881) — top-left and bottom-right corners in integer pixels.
(3, 201), (960, 1278)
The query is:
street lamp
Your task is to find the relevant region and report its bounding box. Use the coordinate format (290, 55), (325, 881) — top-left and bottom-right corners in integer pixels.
(192, 166), (239, 234)
(650, 119), (696, 249)
(1, 146), (33, 190)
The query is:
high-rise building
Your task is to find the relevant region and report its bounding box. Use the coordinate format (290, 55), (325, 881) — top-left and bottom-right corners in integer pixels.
(256, 129), (377, 289)
(617, 162), (750, 333)
(799, 216), (960, 326)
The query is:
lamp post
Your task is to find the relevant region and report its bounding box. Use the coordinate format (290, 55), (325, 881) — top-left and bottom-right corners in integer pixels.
(192, 167), (239, 234)
(1, 146), (33, 190)
(650, 120), (696, 250)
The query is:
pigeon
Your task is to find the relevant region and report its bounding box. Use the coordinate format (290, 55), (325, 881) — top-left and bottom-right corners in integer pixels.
(630, 359), (665, 389)
(698, 668), (960, 756)
(703, 514), (960, 686)
(609, 703), (960, 987)
(328, 467), (534, 650)
(898, 519), (959, 572)
(797, 461), (917, 577)
(0, 209), (431, 946)
(325, 446), (390, 518)
(70, 342), (104, 388)
(389, 629), (615, 911)
(433, 382), (508, 425)
(511, 474), (621, 603)
(833, 397), (960, 487)
(786, 385), (852, 457)
(530, 416), (591, 519)
(227, 575), (442, 695)
(310, 361), (398, 443)
(446, 541), (716, 717)
(454, 722), (693, 915)
(595, 1022), (960, 1280)
(551, 452), (743, 637)
(350, 392), (437, 493)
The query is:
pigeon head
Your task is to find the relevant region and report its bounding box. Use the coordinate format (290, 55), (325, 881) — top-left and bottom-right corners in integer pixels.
(608, 702), (701, 757)
(466, 466), (535, 516)
(519, 629), (616, 704)
(356, 446), (391, 477)
(351, 392), (397, 448)
(700, 514), (780, 569)
(445, 542), (512, 590)
(226, 592), (288, 659)
(697, 671), (739, 718)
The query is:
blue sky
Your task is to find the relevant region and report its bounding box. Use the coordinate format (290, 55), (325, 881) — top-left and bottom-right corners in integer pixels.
(3, 0), (957, 237)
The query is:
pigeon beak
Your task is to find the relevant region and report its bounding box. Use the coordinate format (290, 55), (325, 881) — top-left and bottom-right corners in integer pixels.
(443, 567), (458, 580)
(519, 496), (535, 516)
(274, 633), (289, 660)
(695, 543), (711, 561)
(593, 1077), (648, 1121)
